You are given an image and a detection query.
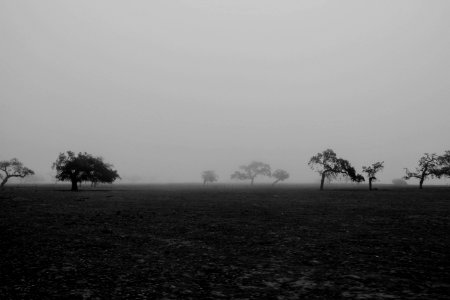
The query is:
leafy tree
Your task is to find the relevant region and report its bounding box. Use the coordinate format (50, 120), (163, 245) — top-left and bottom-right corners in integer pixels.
(308, 149), (364, 190)
(271, 169), (289, 185)
(52, 151), (120, 191)
(362, 161), (384, 191)
(404, 153), (439, 189)
(0, 158), (34, 187)
(231, 161), (271, 185)
(202, 170), (218, 185)
(437, 150), (450, 179)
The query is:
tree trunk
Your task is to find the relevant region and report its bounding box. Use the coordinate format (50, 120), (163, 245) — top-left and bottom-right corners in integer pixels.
(1, 177), (9, 187)
(419, 169), (428, 189)
(71, 179), (79, 191)
(369, 178), (372, 191)
(320, 173), (325, 190)
(251, 178), (254, 185)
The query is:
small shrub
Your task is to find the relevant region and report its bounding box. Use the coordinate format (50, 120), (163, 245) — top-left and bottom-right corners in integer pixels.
(392, 178), (407, 186)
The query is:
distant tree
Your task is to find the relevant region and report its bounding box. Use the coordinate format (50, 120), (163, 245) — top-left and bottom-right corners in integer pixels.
(52, 151), (120, 191)
(392, 178), (408, 186)
(362, 161), (384, 191)
(308, 149), (364, 190)
(202, 170), (218, 185)
(0, 158), (35, 187)
(437, 150), (450, 180)
(404, 153), (440, 189)
(231, 161), (271, 185)
(271, 169), (289, 185)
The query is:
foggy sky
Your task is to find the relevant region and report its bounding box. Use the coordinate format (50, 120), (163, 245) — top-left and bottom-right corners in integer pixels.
(1, 1), (450, 184)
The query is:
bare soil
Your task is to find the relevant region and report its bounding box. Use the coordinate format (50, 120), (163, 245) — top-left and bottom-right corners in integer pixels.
(1, 185), (449, 299)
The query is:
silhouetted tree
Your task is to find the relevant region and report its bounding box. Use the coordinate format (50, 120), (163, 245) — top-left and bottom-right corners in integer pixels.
(52, 151), (120, 191)
(202, 170), (218, 185)
(404, 153), (439, 189)
(0, 158), (34, 187)
(231, 161), (271, 185)
(308, 149), (364, 190)
(271, 169), (289, 185)
(437, 150), (450, 179)
(362, 161), (384, 191)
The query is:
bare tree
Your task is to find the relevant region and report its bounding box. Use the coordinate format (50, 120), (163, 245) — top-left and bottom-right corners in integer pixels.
(362, 161), (384, 190)
(0, 158), (35, 187)
(202, 170), (218, 185)
(271, 169), (289, 185)
(231, 161), (271, 185)
(308, 149), (364, 190)
(404, 153), (439, 189)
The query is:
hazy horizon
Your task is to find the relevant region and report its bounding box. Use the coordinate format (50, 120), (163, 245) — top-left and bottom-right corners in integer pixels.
(1, 1), (450, 185)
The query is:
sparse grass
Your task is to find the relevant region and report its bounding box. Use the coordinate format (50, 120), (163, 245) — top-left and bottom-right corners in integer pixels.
(1, 185), (449, 299)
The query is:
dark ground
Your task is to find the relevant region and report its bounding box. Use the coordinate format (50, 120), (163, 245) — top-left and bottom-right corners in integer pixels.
(0, 184), (449, 299)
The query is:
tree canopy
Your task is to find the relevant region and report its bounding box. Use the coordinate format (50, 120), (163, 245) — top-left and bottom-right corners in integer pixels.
(231, 161), (271, 185)
(52, 151), (120, 191)
(308, 149), (364, 190)
(0, 158), (35, 187)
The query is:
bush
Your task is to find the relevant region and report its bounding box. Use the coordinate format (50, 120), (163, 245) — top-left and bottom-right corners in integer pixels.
(392, 178), (408, 186)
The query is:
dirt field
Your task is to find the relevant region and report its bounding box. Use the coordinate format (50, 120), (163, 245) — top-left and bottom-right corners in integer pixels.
(1, 184), (449, 299)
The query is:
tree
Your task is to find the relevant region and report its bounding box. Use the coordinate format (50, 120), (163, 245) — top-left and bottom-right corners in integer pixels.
(437, 150), (450, 179)
(271, 169), (289, 185)
(362, 161), (384, 191)
(308, 149), (364, 190)
(202, 170), (218, 185)
(0, 158), (35, 187)
(231, 161), (271, 185)
(52, 151), (120, 191)
(404, 153), (439, 189)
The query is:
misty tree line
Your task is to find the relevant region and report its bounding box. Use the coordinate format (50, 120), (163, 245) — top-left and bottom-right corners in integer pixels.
(202, 161), (289, 186)
(206, 149), (450, 190)
(1, 149), (450, 191)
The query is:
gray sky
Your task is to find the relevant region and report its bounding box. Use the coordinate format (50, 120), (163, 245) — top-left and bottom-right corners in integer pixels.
(1, 1), (449, 184)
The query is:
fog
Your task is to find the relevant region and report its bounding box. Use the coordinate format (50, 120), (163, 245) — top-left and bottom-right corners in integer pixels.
(1, 1), (450, 184)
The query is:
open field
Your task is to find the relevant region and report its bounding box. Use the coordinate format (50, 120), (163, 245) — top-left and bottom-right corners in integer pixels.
(1, 185), (449, 299)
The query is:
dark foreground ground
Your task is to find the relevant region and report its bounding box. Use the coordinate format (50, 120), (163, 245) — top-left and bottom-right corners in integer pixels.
(0, 184), (449, 299)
